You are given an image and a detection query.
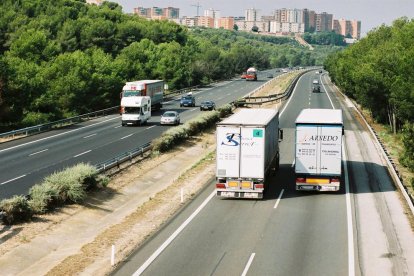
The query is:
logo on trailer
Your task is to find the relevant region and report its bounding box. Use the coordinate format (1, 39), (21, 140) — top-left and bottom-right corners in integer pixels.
(221, 133), (240, 146)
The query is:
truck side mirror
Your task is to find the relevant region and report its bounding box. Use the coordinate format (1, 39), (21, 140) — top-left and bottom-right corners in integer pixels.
(279, 129), (283, 140)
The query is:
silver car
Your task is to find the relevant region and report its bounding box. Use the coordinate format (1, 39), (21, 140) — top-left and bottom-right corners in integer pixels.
(160, 111), (180, 125)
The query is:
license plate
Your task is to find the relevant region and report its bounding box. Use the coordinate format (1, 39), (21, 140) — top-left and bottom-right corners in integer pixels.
(321, 186), (337, 191)
(220, 191), (235, 197)
(299, 185), (315, 190)
(243, 193), (259, 198)
(306, 178), (329, 184)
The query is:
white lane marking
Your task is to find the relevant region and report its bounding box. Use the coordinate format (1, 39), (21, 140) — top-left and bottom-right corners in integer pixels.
(190, 108), (197, 112)
(0, 116), (119, 154)
(73, 150), (91, 158)
(321, 77), (336, 109)
(146, 126), (156, 130)
(133, 190), (216, 276)
(280, 73), (307, 118)
(241, 253), (256, 276)
(227, 93), (231, 96)
(273, 189), (285, 209)
(217, 97), (223, 100)
(120, 134), (133, 140)
(83, 133), (97, 139)
(291, 159), (295, 168)
(0, 174), (27, 186)
(29, 149), (48, 156)
(343, 142), (355, 276)
(114, 125), (121, 129)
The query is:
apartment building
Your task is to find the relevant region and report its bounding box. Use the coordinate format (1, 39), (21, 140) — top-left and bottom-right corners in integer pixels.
(134, 7), (179, 20)
(235, 20), (269, 32)
(197, 16), (215, 28)
(245, 8), (260, 21)
(270, 22), (305, 34)
(333, 19), (361, 39)
(204, 9), (221, 28)
(315, 12), (333, 32)
(217, 17), (235, 30)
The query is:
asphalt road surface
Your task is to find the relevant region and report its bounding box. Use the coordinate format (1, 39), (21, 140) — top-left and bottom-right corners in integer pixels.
(112, 70), (414, 276)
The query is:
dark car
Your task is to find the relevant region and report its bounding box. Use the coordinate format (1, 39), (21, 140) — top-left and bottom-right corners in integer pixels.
(200, 100), (216, 111)
(180, 95), (195, 107)
(312, 85), (321, 93)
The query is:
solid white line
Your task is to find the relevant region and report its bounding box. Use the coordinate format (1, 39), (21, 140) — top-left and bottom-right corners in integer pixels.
(273, 189), (285, 209)
(291, 159), (295, 168)
(146, 126), (156, 130)
(0, 116), (119, 154)
(73, 150), (91, 158)
(280, 73), (307, 118)
(1, 174), (27, 186)
(321, 76), (336, 109)
(83, 133), (97, 139)
(29, 149), (48, 156)
(120, 134), (133, 140)
(190, 108), (197, 112)
(342, 142), (355, 276)
(241, 253), (256, 276)
(132, 190), (216, 276)
(114, 125), (121, 129)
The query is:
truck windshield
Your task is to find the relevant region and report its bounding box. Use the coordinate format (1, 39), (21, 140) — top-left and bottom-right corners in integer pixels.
(123, 91), (141, 97)
(124, 107), (141, 114)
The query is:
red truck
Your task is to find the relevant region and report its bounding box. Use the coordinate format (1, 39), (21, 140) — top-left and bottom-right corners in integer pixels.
(245, 67), (257, 81)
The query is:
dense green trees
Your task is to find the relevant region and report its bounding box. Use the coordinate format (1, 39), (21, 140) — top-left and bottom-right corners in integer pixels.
(325, 17), (414, 172)
(0, 0), (334, 129)
(303, 31), (347, 46)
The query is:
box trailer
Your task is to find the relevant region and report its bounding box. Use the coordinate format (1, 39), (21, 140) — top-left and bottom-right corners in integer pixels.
(216, 109), (281, 199)
(295, 108), (344, 192)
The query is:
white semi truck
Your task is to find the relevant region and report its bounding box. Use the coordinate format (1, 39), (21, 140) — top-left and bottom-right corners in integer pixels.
(120, 80), (164, 126)
(216, 108), (281, 199)
(295, 108), (344, 192)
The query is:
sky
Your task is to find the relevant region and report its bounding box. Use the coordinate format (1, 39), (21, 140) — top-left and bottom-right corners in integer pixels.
(110, 0), (414, 36)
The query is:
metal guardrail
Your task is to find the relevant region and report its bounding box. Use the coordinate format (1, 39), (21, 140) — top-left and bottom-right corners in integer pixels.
(233, 69), (310, 107)
(0, 106), (119, 141)
(95, 142), (152, 174)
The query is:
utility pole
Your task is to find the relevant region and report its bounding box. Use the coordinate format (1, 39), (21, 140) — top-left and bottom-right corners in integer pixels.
(191, 2), (202, 16)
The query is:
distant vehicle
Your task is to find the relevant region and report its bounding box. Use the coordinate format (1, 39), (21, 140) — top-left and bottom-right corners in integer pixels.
(200, 100), (216, 111)
(160, 111), (180, 125)
(316, 71), (320, 74)
(295, 109), (343, 192)
(180, 94), (195, 107)
(319, 70), (323, 73)
(312, 79), (319, 84)
(267, 73), (273, 78)
(120, 80), (164, 126)
(215, 109), (282, 199)
(312, 85), (321, 93)
(282, 68), (288, 73)
(245, 67), (257, 81)
(240, 72), (247, 79)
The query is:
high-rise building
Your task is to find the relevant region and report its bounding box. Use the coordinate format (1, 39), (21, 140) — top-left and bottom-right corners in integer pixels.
(303, 9), (317, 32)
(315, 12), (333, 32)
(333, 19), (361, 39)
(245, 8), (259, 21)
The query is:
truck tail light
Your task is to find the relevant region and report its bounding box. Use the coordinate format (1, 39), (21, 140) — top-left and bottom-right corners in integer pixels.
(216, 183), (226, 189)
(331, 178), (340, 183)
(254, 184), (264, 189)
(296, 177), (306, 183)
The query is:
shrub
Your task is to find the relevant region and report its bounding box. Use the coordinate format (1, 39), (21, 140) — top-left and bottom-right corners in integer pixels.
(0, 195), (32, 224)
(28, 184), (54, 214)
(400, 122), (414, 171)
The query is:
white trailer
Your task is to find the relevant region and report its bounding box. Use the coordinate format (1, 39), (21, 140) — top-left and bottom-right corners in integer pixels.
(295, 108), (343, 192)
(216, 109), (281, 199)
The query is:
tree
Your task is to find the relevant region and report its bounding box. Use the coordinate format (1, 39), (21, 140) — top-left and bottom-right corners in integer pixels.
(251, 26), (259, 32)
(233, 24), (238, 31)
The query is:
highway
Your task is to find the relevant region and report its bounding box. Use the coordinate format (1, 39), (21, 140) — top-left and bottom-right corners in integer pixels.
(113, 71), (414, 276)
(0, 70), (280, 199)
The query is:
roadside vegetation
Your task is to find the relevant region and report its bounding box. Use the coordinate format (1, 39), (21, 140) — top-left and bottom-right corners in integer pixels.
(0, 0), (340, 130)
(325, 17), (414, 191)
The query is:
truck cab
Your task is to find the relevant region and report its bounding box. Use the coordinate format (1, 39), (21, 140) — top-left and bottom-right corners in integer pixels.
(120, 96), (151, 126)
